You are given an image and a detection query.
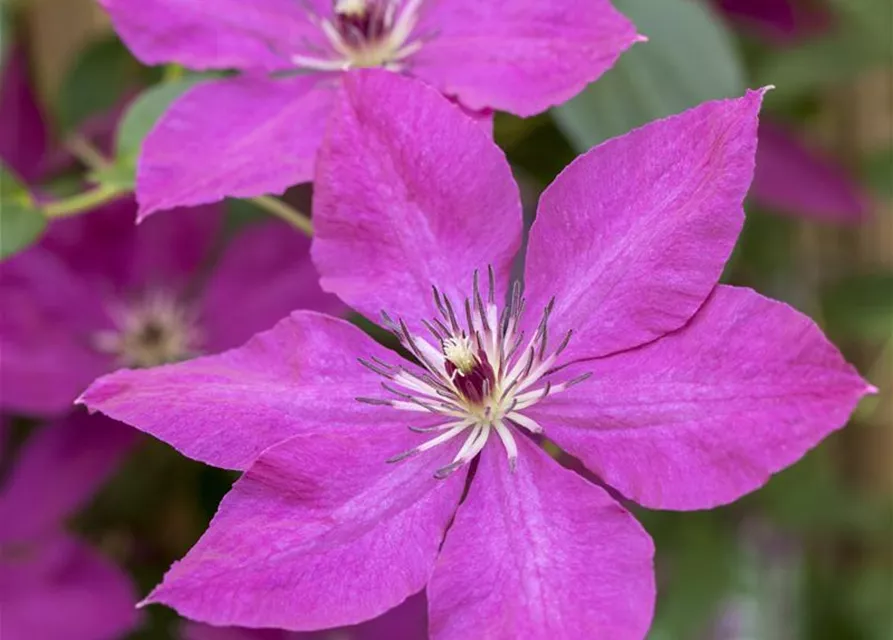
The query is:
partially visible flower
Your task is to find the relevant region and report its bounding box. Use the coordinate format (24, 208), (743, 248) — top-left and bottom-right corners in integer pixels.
(98, 0), (640, 217)
(80, 71), (872, 638)
(752, 120), (870, 222)
(185, 592), (427, 640)
(714, 0), (829, 40)
(0, 413), (138, 640)
(0, 46), (49, 182)
(0, 200), (343, 417)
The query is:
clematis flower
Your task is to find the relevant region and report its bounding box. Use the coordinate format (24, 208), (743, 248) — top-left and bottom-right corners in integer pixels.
(185, 592), (427, 640)
(80, 71), (872, 638)
(0, 413), (138, 640)
(98, 0), (640, 217)
(0, 199), (342, 417)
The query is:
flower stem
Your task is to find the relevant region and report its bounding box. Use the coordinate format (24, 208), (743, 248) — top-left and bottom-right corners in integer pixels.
(43, 184), (127, 219)
(251, 196), (314, 236)
(65, 134), (112, 172)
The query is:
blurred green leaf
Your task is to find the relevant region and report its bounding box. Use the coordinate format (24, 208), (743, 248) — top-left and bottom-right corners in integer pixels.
(56, 37), (143, 131)
(552, 0), (745, 150)
(88, 163), (137, 192)
(0, 164), (46, 259)
(114, 76), (209, 171)
(821, 272), (893, 340)
(862, 147), (893, 199)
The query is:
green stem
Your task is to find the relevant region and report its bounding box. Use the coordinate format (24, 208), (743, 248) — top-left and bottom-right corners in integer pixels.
(251, 196), (313, 236)
(43, 184), (126, 219)
(65, 134), (112, 172)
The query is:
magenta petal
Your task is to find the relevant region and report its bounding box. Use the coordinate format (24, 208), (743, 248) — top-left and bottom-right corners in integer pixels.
(529, 285), (874, 510)
(198, 221), (345, 353)
(524, 90), (765, 361)
(0, 534), (139, 640)
(79, 311), (420, 470)
(428, 437), (655, 639)
(99, 0), (325, 71)
(0, 46), (49, 182)
(313, 70), (522, 328)
(147, 431), (465, 630)
(0, 249), (113, 416)
(752, 120), (870, 222)
(411, 0), (639, 116)
(0, 413), (135, 543)
(137, 75), (338, 216)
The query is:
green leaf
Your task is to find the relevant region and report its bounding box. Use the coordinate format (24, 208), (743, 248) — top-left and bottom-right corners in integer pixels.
(862, 147), (893, 199)
(56, 37), (143, 132)
(0, 165), (46, 259)
(821, 272), (893, 340)
(552, 0), (745, 151)
(114, 76), (210, 171)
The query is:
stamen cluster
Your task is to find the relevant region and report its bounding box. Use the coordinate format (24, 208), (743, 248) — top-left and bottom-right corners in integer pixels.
(293, 0), (426, 71)
(93, 291), (201, 368)
(358, 267), (590, 478)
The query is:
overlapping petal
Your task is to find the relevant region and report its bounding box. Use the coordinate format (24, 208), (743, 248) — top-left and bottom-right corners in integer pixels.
(137, 75), (338, 216)
(0, 414), (135, 543)
(428, 436), (655, 640)
(412, 0), (639, 116)
(199, 221), (345, 352)
(313, 70), (522, 329)
(98, 0), (327, 71)
(79, 311), (424, 470)
(0, 534), (139, 640)
(524, 90), (765, 362)
(528, 286), (874, 510)
(0, 250), (113, 416)
(146, 431), (464, 630)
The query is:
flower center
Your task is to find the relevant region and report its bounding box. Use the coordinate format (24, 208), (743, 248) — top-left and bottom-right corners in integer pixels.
(93, 291), (202, 368)
(358, 267), (590, 478)
(292, 0), (425, 71)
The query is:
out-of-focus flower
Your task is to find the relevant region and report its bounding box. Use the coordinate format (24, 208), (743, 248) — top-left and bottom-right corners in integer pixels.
(80, 71), (872, 638)
(753, 120), (870, 222)
(185, 592), (427, 640)
(714, 0), (828, 40)
(0, 46), (49, 182)
(0, 414), (138, 640)
(98, 0), (640, 217)
(0, 201), (343, 417)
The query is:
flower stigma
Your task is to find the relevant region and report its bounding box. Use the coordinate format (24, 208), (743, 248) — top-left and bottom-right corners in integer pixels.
(358, 267), (591, 479)
(292, 0), (426, 71)
(93, 291), (202, 368)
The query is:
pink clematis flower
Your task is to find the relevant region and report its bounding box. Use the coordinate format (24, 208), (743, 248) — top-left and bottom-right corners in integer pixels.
(0, 413), (139, 640)
(0, 200), (343, 417)
(79, 71), (872, 638)
(185, 592), (427, 640)
(98, 0), (640, 217)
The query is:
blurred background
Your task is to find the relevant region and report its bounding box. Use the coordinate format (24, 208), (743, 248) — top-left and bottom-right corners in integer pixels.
(0, 0), (891, 638)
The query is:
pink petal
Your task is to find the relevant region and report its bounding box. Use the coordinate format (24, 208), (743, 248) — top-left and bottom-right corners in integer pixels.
(411, 0), (639, 116)
(41, 197), (220, 293)
(79, 311), (423, 470)
(0, 534), (139, 640)
(184, 592), (427, 640)
(524, 90), (766, 361)
(528, 285), (874, 510)
(198, 220), (346, 353)
(752, 120), (870, 222)
(0, 249), (113, 417)
(146, 430), (465, 630)
(0, 45), (49, 182)
(99, 0), (327, 71)
(313, 70), (522, 329)
(0, 413), (135, 543)
(428, 436), (655, 639)
(137, 75), (338, 217)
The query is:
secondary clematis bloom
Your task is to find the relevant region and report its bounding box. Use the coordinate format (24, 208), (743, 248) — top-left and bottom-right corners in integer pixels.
(0, 200), (342, 417)
(99, 0), (640, 217)
(185, 592), (427, 640)
(0, 413), (139, 640)
(80, 71), (873, 638)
